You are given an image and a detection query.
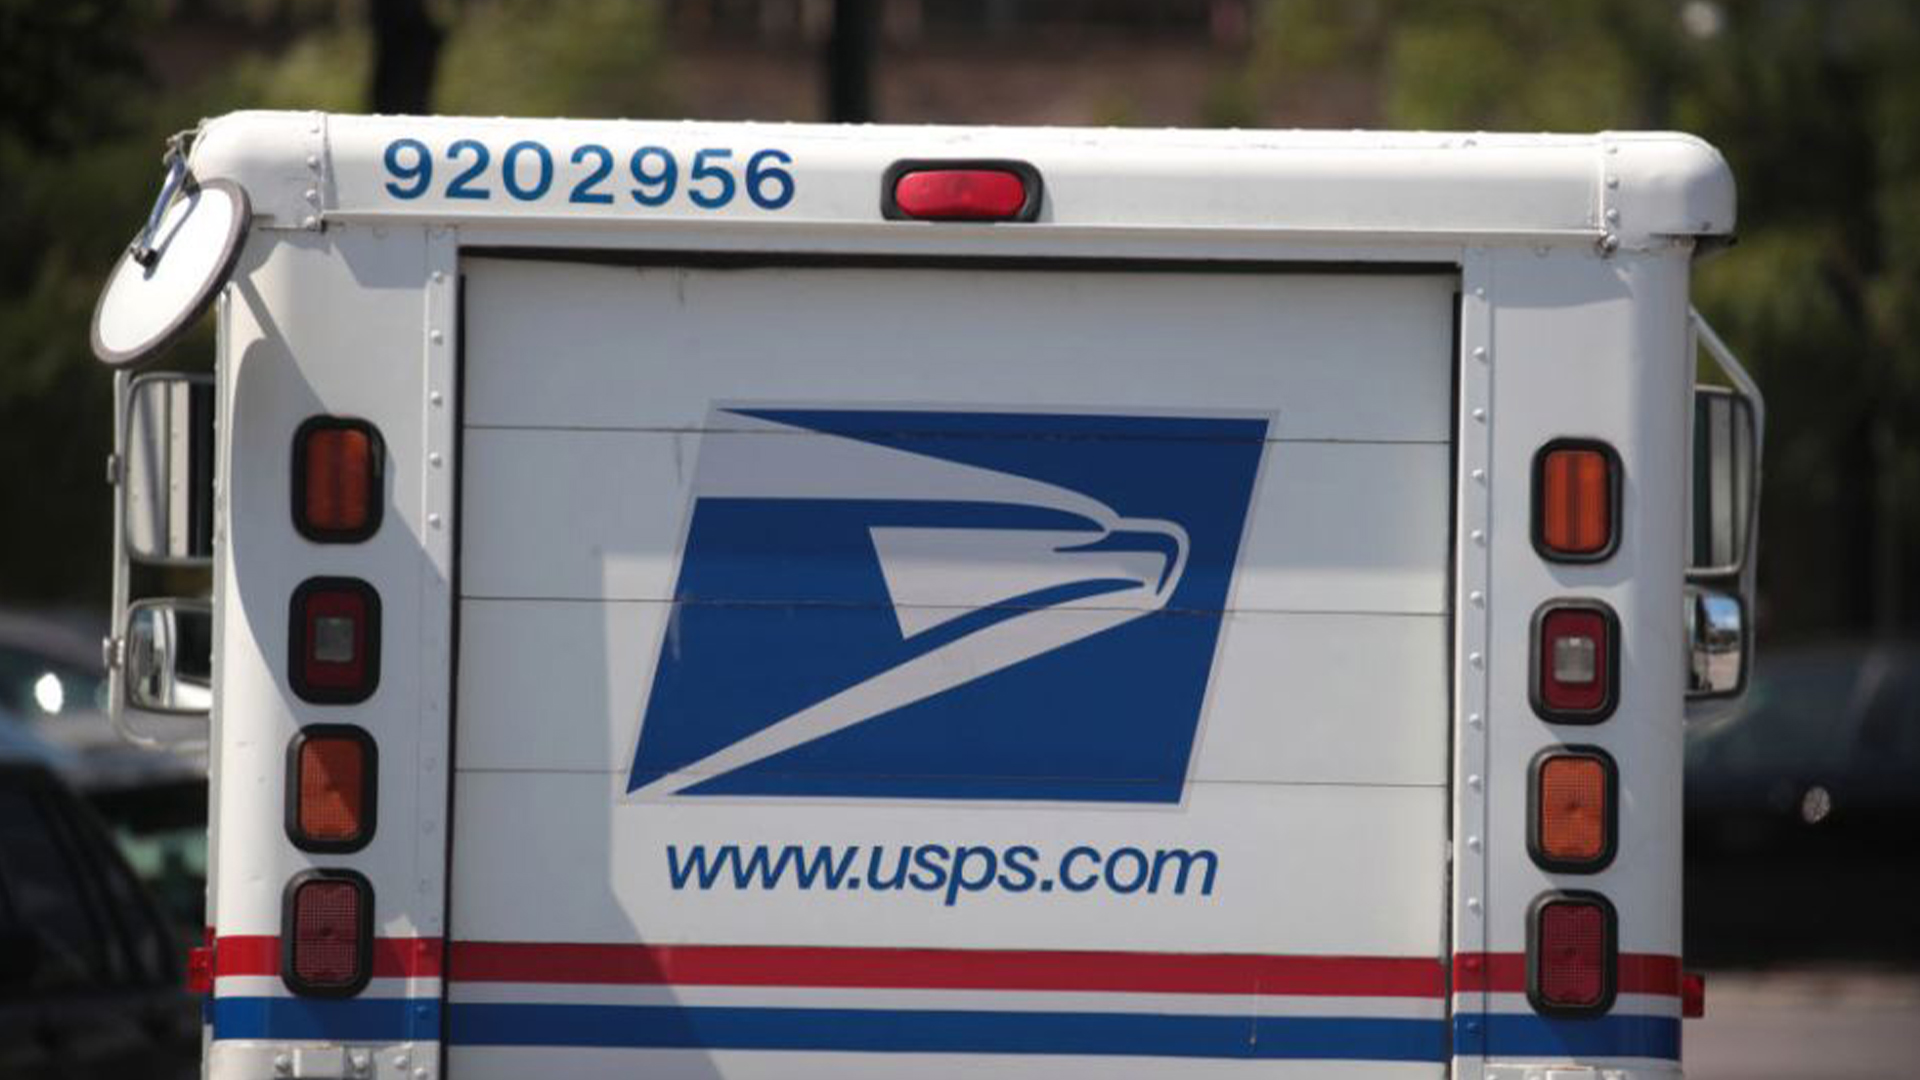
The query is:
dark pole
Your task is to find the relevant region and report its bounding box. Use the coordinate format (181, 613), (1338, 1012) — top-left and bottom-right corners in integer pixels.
(370, 0), (445, 115)
(826, 0), (875, 122)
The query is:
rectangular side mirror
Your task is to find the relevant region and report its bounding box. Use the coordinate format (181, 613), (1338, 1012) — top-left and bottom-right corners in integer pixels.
(124, 373), (214, 565)
(1685, 586), (1746, 698)
(1689, 386), (1756, 576)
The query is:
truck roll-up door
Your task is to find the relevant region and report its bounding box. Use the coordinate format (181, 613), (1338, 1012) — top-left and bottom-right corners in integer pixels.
(447, 255), (1456, 1079)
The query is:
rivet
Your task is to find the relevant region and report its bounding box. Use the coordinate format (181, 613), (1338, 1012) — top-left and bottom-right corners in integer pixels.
(1470, 529), (1486, 546)
(1600, 233), (1621, 253)
(1469, 651), (1484, 669)
(393, 1055), (411, 1070)
(423, 817), (437, 833)
(1468, 774), (1482, 790)
(429, 452), (444, 467)
(414, 1068), (432, 1080)
(304, 188), (319, 204)
(1474, 286), (1486, 298)
(1469, 590), (1485, 607)
(431, 270), (447, 283)
(1606, 174), (1620, 188)
(1471, 407), (1487, 423)
(1464, 1018), (1480, 1033)
(1468, 896), (1482, 912)
(1471, 468), (1486, 484)
(300, 215), (318, 229)
(1605, 207), (1620, 224)
(430, 391), (445, 406)
(428, 513), (443, 529)
(1472, 346), (1487, 362)
(274, 1054), (291, 1076)
(1467, 836), (1482, 852)
(306, 154), (321, 170)
(430, 329), (445, 344)
(1468, 712), (1484, 728)
(1606, 144), (1620, 155)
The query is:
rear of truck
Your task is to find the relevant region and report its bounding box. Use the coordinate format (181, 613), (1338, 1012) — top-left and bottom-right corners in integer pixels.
(168, 113), (1736, 1080)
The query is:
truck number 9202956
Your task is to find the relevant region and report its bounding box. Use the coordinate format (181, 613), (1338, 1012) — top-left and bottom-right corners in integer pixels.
(381, 137), (797, 211)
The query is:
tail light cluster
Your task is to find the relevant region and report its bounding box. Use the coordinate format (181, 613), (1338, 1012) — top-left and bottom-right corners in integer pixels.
(1525, 438), (1623, 1016)
(281, 417), (385, 998)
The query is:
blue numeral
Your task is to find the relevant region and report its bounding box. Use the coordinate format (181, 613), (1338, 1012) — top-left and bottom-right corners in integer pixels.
(569, 144), (614, 204)
(446, 139), (491, 200)
(383, 138), (432, 199)
(502, 140), (553, 201)
(688, 148), (735, 209)
(630, 146), (677, 206)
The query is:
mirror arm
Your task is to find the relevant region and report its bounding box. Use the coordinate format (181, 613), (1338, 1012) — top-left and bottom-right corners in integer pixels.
(1688, 309), (1766, 600)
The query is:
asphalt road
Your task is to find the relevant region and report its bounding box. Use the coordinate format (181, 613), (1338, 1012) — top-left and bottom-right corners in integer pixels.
(1685, 970), (1920, 1079)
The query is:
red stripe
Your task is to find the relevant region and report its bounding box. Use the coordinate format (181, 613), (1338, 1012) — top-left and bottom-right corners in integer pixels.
(1452, 952), (1680, 996)
(214, 935), (443, 978)
(447, 943), (1443, 998)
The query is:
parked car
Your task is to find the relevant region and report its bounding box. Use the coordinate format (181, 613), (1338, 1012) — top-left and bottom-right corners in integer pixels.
(1684, 639), (1920, 966)
(0, 730), (199, 1079)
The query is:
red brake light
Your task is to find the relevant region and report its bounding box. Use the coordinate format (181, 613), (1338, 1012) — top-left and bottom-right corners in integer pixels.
(884, 161), (1040, 222)
(283, 871), (371, 996)
(294, 418), (383, 542)
(290, 578), (381, 704)
(1530, 892), (1616, 1014)
(1533, 602), (1617, 722)
(1534, 440), (1618, 561)
(288, 726), (376, 851)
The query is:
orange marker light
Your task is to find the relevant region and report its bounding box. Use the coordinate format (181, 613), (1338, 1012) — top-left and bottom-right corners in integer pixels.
(1532, 749), (1615, 870)
(1535, 442), (1616, 560)
(295, 418), (383, 542)
(289, 727), (376, 851)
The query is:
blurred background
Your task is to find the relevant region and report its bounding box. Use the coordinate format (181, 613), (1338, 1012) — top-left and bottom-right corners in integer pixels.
(1, 1), (1916, 1075)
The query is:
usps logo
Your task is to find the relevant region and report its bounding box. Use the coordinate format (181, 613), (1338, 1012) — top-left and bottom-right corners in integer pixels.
(626, 408), (1268, 804)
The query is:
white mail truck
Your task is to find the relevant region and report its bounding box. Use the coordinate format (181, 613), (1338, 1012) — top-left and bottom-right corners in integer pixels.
(91, 112), (1761, 1080)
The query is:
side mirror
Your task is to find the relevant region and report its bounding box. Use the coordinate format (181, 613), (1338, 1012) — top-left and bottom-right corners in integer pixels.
(1686, 313), (1764, 713)
(1685, 586), (1746, 698)
(121, 599), (213, 715)
(1690, 387), (1757, 575)
(123, 372), (214, 565)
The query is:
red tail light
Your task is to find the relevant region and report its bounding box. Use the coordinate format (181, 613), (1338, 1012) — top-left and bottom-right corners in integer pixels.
(1532, 601), (1618, 722)
(1534, 440), (1619, 561)
(287, 726), (376, 852)
(294, 418), (383, 542)
(883, 160), (1042, 222)
(289, 578), (381, 704)
(1529, 891), (1616, 1015)
(283, 870), (372, 996)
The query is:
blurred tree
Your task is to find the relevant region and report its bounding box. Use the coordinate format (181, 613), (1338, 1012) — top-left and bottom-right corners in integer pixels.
(371, 0), (443, 114)
(1238, 0), (1920, 637)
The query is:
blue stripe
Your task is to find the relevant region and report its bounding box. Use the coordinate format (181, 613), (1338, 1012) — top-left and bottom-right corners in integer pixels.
(448, 1004), (1444, 1061)
(1454, 1013), (1680, 1060)
(211, 997), (441, 1042)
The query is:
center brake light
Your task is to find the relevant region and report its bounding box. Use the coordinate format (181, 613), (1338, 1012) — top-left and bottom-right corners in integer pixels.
(283, 869), (372, 996)
(1529, 891), (1617, 1015)
(882, 159), (1043, 222)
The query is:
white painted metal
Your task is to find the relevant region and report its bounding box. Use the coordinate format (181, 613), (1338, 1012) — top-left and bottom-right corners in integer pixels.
(168, 109), (1735, 1080)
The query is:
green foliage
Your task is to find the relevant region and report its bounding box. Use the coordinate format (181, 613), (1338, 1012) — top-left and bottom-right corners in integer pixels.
(1234, 0), (1920, 632)
(437, 0), (670, 118)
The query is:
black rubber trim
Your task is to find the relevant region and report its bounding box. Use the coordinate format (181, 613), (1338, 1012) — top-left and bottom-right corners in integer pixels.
(1527, 889), (1619, 1017)
(881, 158), (1045, 222)
(280, 869), (373, 998)
(1527, 745), (1619, 873)
(1529, 598), (1621, 724)
(285, 725), (378, 854)
(288, 576), (381, 705)
(1531, 438), (1623, 563)
(291, 416), (386, 543)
